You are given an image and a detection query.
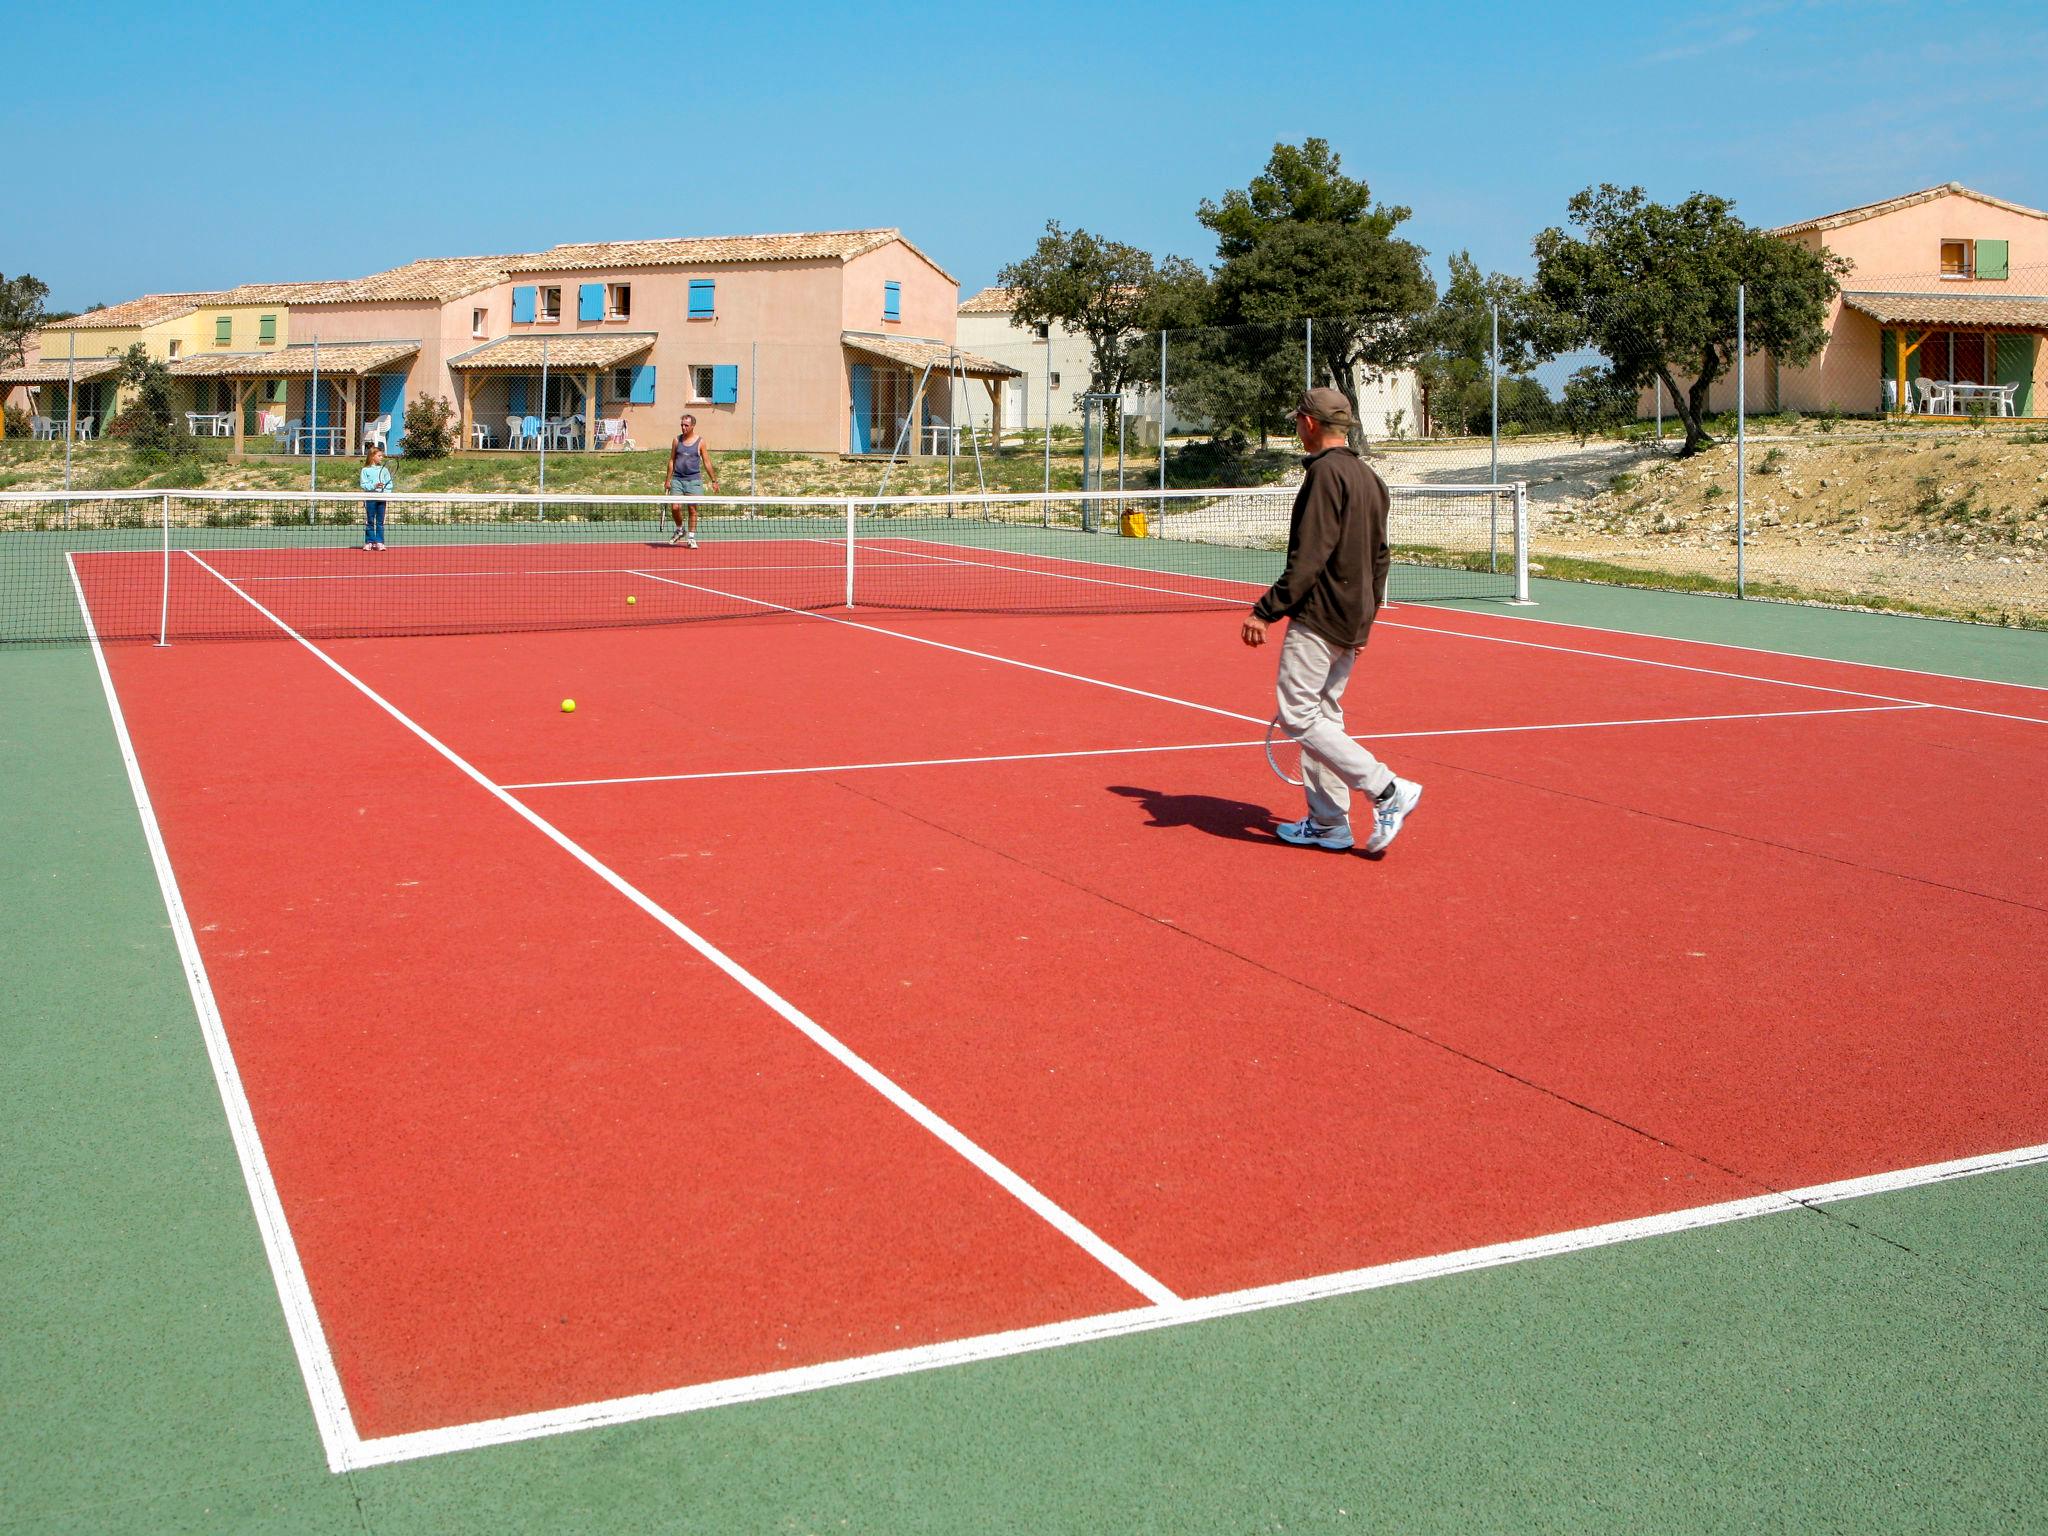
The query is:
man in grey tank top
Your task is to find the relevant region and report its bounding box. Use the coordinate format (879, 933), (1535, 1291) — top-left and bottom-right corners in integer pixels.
(666, 414), (720, 547)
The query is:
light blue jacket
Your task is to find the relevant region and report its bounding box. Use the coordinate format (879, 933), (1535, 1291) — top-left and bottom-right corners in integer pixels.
(360, 465), (394, 496)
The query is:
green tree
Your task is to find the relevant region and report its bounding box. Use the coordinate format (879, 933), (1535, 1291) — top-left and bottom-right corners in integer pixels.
(997, 223), (1202, 417)
(1194, 138), (1436, 446)
(1530, 185), (1846, 456)
(1414, 252), (1555, 438)
(0, 273), (50, 371)
(108, 343), (190, 460)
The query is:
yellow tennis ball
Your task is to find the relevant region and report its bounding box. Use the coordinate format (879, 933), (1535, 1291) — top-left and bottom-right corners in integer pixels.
(561, 699), (576, 714)
(626, 595), (637, 605)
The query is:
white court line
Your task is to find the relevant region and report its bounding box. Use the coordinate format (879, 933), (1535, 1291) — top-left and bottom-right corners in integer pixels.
(869, 537), (1250, 607)
(225, 561), (916, 584)
(347, 1139), (2048, 1467)
(63, 556), (361, 1473)
(179, 549), (1178, 1461)
(503, 703), (1928, 791)
(1378, 616), (2048, 727)
(626, 568), (1270, 726)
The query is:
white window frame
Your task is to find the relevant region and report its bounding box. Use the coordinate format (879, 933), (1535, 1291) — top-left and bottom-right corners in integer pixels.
(472, 307), (487, 338)
(538, 286), (563, 322)
(688, 364), (716, 402)
(1939, 239), (1974, 280)
(606, 283), (632, 321)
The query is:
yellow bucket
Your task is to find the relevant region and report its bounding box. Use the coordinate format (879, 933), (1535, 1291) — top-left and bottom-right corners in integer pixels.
(1119, 510), (1149, 539)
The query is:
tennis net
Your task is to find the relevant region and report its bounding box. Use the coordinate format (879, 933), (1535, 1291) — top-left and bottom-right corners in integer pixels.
(2, 485), (1528, 644)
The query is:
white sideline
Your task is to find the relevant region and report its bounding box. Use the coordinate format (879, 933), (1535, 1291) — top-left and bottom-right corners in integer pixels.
(347, 1139), (2048, 1468)
(63, 556), (361, 1472)
(503, 704), (1929, 791)
(178, 550), (1179, 1456)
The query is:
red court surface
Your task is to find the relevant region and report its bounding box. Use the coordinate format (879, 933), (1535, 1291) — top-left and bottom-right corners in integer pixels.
(70, 545), (2048, 1463)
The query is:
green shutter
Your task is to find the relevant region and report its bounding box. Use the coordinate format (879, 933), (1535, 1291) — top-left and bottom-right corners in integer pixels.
(1995, 335), (2034, 416)
(259, 314), (276, 343)
(215, 316), (232, 344)
(1976, 239), (2009, 281)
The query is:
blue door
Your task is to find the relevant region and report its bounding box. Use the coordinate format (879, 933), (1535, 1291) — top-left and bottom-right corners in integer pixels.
(378, 374), (406, 455)
(849, 364), (872, 453)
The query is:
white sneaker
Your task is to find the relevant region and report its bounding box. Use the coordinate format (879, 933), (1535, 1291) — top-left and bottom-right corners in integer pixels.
(1276, 816), (1354, 852)
(668, 528), (687, 545)
(684, 531), (698, 549)
(1365, 778), (1423, 854)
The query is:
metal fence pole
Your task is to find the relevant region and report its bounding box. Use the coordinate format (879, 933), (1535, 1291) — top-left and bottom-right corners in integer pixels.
(1736, 283), (1747, 599)
(308, 336), (320, 509)
(1157, 329), (1168, 514)
(844, 498), (856, 608)
(64, 330), (77, 494)
(1304, 318), (1313, 388)
(1488, 300), (1500, 494)
(749, 340), (758, 496)
(1042, 366), (1051, 502)
(537, 336), (549, 496)
(157, 491), (171, 646)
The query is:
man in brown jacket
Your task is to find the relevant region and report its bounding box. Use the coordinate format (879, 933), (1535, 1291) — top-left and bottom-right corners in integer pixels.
(1241, 388), (1422, 854)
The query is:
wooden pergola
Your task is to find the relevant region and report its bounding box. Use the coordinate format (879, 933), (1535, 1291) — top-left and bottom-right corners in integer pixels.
(842, 332), (1023, 456)
(0, 354), (124, 438)
(446, 332), (657, 450)
(1844, 292), (2048, 419)
(168, 341), (421, 454)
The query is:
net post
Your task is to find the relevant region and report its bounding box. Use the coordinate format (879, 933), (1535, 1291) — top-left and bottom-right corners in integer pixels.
(1735, 282), (1746, 599)
(157, 491), (171, 645)
(844, 498), (856, 609)
(1509, 481), (1534, 605)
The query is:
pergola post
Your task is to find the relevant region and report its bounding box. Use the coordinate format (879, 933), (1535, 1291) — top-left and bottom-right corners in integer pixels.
(460, 372), (476, 452)
(906, 369), (928, 458)
(232, 379), (252, 456)
(985, 378), (1003, 452)
(339, 376), (356, 458)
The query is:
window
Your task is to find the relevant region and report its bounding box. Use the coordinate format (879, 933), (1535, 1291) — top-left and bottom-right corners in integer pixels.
(613, 366), (634, 400)
(1034, 323), (1050, 340)
(1049, 372), (1061, 388)
(258, 314), (276, 344)
(538, 286), (562, 321)
(472, 308), (487, 338)
(883, 281), (901, 322)
(267, 381), (287, 404)
(607, 283), (631, 320)
(168, 340), (181, 358)
(690, 365), (716, 401)
(214, 316), (232, 345)
(688, 279), (715, 318)
(1940, 240), (1973, 279)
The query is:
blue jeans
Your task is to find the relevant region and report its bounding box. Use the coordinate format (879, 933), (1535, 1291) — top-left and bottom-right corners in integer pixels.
(364, 501), (386, 543)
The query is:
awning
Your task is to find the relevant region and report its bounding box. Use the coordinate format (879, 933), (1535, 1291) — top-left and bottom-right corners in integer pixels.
(449, 333), (656, 371)
(1843, 291), (2048, 332)
(0, 356), (124, 385)
(842, 332), (1022, 379)
(168, 341), (420, 378)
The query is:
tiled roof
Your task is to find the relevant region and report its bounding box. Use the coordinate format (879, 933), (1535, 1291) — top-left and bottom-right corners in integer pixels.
(288, 257), (515, 305)
(0, 355), (125, 384)
(216, 280), (354, 304)
(447, 332), (657, 369)
(41, 292), (213, 330)
(168, 341), (421, 377)
(1842, 291), (2048, 330)
(957, 286), (1018, 315)
(842, 332), (1021, 379)
(510, 228), (955, 282)
(1773, 183), (2048, 237)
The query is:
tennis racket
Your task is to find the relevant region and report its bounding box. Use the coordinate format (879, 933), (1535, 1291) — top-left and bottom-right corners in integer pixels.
(1264, 715), (1303, 786)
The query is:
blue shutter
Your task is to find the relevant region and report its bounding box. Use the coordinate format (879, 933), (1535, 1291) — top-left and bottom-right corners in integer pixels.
(849, 364), (872, 453)
(508, 378), (527, 414)
(379, 374), (406, 457)
(883, 281), (900, 321)
(578, 283), (604, 321)
(511, 286), (536, 324)
(688, 279), (715, 318)
(711, 364), (738, 404)
(627, 364), (656, 404)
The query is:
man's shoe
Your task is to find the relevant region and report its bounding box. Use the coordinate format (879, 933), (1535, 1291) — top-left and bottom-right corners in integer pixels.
(684, 531), (698, 549)
(1276, 816), (1354, 852)
(1365, 778), (1423, 854)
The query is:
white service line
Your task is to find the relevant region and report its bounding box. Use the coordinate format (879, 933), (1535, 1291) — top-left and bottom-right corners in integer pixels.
(64, 556), (362, 1474)
(625, 568), (1269, 726)
(179, 548), (1179, 1335)
(504, 703), (1929, 791)
(1381, 616), (2048, 726)
(345, 1138), (2048, 1468)
(869, 537), (1250, 606)
(228, 560), (904, 584)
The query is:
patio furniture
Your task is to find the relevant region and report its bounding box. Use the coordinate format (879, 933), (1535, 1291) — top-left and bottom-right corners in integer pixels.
(471, 421), (495, 449)
(548, 415), (582, 450)
(505, 414), (529, 449)
(1943, 382), (2019, 417)
(361, 413), (393, 449)
(1911, 377), (1949, 415)
(521, 415), (542, 450)
(74, 415), (95, 441)
(30, 415), (53, 440)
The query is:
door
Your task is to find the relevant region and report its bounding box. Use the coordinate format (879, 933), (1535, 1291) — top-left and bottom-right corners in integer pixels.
(849, 363), (872, 453)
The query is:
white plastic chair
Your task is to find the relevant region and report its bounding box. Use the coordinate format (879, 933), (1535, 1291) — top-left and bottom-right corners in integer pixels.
(75, 415), (95, 441)
(521, 414), (541, 449)
(471, 420), (495, 448)
(1912, 377), (1947, 415)
(30, 415), (52, 440)
(505, 414), (527, 449)
(361, 413), (393, 450)
(551, 415), (582, 450)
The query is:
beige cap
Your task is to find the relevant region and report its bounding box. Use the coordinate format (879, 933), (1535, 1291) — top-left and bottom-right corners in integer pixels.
(1296, 387), (1355, 428)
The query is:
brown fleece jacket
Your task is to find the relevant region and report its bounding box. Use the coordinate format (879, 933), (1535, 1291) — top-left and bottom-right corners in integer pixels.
(1251, 446), (1391, 648)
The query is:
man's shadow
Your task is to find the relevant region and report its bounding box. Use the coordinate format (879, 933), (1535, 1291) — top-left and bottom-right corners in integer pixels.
(1108, 784), (1280, 846)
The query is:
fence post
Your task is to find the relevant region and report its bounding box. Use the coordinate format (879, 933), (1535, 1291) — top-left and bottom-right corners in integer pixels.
(1736, 283), (1746, 599)
(1043, 366), (1052, 498)
(844, 498), (856, 608)
(749, 340), (759, 496)
(537, 336), (549, 495)
(1305, 318), (1313, 388)
(309, 336), (320, 507)
(158, 492), (171, 646)
(1157, 329), (1168, 514)
(1488, 300), (1500, 496)
(1511, 481), (1533, 606)
(64, 330), (77, 496)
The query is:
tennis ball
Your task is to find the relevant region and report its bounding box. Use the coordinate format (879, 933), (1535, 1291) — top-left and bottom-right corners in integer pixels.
(626, 595), (637, 605)
(561, 699), (576, 714)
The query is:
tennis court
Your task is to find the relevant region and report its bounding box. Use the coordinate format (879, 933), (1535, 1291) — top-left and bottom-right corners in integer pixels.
(11, 488), (2048, 1518)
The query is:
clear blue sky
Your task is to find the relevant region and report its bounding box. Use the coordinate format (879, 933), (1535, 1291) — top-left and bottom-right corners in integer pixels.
(8, 0), (2044, 311)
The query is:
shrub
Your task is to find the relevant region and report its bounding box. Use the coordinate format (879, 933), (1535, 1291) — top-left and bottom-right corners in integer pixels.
(109, 343), (192, 461)
(3, 404), (27, 439)
(401, 394), (456, 459)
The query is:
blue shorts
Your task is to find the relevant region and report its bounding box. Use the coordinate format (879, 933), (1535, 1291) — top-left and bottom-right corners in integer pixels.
(668, 475), (704, 497)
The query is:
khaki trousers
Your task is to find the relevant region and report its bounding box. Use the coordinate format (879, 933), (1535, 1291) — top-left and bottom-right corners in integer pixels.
(1275, 622), (1394, 828)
